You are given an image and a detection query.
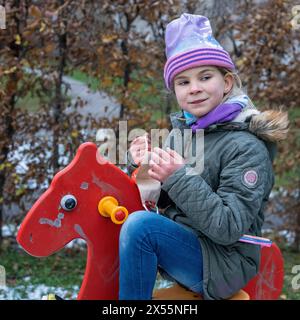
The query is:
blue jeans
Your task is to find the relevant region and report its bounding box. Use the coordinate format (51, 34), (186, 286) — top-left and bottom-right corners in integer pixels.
(119, 210), (204, 300)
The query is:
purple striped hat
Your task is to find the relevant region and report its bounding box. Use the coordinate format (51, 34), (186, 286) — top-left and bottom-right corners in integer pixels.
(164, 14), (235, 90)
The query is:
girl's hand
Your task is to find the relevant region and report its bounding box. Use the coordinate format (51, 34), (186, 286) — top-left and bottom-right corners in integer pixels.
(129, 134), (151, 166)
(148, 147), (185, 183)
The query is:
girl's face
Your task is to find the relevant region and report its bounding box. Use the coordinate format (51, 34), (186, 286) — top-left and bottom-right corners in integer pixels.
(174, 66), (234, 118)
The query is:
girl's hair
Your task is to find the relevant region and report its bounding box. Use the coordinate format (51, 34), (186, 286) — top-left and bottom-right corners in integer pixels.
(218, 67), (256, 109)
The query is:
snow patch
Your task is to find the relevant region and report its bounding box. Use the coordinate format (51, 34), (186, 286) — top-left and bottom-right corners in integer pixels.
(0, 283), (79, 300)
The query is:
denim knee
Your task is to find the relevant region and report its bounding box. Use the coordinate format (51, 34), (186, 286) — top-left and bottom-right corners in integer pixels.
(119, 211), (151, 250)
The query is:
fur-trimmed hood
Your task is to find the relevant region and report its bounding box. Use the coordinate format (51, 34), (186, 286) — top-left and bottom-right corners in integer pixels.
(232, 107), (290, 142)
(247, 109), (290, 143)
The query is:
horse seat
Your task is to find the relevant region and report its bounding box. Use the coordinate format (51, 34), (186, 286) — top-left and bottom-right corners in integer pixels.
(152, 284), (249, 300)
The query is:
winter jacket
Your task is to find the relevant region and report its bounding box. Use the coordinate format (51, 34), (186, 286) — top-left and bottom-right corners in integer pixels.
(127, 108), (289, 300)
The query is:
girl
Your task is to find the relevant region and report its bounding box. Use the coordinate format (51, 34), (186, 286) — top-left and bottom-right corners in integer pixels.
(120, 13), (289, 300)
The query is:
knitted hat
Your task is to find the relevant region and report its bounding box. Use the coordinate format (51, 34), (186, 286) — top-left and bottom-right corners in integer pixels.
(164, 13), (235, 90)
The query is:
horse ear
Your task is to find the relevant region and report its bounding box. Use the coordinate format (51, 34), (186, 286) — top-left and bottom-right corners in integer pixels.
(77, 142), (112, 167)
(56, 143), (101, 179)
(77, 142), (98, 157)
(75, 142), (100, 165)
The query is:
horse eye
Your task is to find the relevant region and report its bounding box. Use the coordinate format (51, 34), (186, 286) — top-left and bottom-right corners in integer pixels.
(60, 195), (77, 211)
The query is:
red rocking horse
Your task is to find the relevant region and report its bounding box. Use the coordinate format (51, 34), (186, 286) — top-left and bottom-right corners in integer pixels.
(17, 142), (284, 300)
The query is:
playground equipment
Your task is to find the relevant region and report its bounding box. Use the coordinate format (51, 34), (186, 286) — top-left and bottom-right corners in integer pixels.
(17, 142), (284, 300)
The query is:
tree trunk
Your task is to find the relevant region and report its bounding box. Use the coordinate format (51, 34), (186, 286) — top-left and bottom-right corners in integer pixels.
(52, 18), (67, 174)
(0, 0), (21, 247)
(0, 83), (16, 248)
(120, 39), (131, 119)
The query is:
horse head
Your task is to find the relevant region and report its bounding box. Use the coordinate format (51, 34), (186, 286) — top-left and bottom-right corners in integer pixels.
(17, 142), (143, 299)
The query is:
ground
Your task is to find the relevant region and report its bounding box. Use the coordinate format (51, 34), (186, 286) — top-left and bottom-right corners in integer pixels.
(0, 237), (299, 300)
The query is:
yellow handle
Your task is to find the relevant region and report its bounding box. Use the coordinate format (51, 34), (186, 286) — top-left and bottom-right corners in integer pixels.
(98, 196), (128, 224)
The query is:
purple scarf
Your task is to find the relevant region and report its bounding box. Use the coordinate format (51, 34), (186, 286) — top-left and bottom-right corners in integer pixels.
(190, 103), (242, 132)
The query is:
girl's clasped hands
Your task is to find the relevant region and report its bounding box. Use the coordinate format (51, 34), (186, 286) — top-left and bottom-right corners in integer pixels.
(129, 134), (185, 183)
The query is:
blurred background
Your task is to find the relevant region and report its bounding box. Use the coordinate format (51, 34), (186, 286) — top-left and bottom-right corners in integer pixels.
(0, 0), (299, 299)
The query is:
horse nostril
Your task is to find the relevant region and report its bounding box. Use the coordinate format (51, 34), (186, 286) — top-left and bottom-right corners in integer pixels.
(60, 195), (77, 211)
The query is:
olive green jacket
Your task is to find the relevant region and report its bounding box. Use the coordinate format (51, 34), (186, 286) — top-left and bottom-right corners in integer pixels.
(127, 108), (289, 299)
